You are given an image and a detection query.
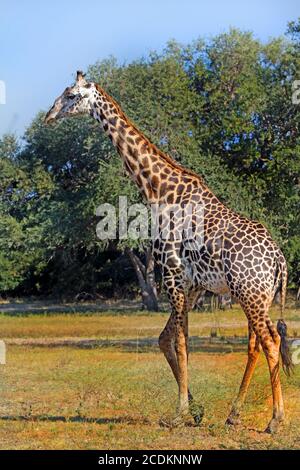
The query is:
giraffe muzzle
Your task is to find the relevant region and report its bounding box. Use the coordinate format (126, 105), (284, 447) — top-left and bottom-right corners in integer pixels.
(44, 111), (57, 125)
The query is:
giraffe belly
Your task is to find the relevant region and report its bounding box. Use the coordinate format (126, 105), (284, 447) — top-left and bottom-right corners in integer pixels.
(185, 257), (230, 295)
(193, 268), (230, 294)
(202, 276), (230, 295)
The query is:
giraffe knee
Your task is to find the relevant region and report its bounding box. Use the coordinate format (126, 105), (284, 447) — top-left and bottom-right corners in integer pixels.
(267, 322), (281, 345)
(174, 327), (186, 354)
(259, 332), (280, 365)
(248, 343), (261, 360)
(248, 330), (261, 356)
(159, 331), (170, 353)
(252, 318), (280, 349)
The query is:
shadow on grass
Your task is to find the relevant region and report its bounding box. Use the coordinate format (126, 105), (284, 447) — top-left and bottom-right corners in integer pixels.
(0, 414), (150, 425)
(0, 300), (169, 316)
(8, 336), (249, 353)
(0, 414), (273, 436)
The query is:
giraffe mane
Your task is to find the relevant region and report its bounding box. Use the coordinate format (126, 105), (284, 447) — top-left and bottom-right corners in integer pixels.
(95, 84), (205, 184)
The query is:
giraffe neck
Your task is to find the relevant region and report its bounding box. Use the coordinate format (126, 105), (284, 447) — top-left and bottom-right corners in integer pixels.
(89, 84), (204, 204)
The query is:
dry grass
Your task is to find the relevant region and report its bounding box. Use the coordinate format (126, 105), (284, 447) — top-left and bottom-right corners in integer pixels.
(0, 306), (299, 449)
(1, 306), (300, 340)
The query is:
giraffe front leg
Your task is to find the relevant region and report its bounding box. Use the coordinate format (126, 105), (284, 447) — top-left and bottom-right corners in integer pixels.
(159, 313), (180, 382)
(170, 289), (198, 426)
(159, 308), (189, 422)
(159, 288), (190, 425)
(174, 320), (189, 418)
(159, 312), (203, 426)
(186, 288), (205, 424)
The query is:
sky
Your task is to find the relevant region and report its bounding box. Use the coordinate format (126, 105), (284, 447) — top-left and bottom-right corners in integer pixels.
(0, 0), (299, 138)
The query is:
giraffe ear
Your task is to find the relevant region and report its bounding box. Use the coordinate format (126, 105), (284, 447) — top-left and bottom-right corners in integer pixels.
(76, 70), (87, 85)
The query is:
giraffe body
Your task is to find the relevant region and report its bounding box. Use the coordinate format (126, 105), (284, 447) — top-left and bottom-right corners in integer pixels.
(45, 71), (292, 433)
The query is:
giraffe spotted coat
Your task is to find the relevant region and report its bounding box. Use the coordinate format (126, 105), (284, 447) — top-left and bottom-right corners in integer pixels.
(45, 71), (291, 434)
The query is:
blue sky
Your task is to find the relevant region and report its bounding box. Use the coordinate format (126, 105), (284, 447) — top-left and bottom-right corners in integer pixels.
(0, 0), (298, 138)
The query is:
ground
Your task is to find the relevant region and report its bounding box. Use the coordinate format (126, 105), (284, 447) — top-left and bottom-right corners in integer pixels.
(0, 305), (299, 449)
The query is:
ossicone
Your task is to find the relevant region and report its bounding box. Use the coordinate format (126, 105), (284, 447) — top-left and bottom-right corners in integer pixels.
(76, 70), (86, 84)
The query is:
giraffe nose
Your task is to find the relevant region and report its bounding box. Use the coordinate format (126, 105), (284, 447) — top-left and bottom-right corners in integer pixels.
(44, 109), (56, 124)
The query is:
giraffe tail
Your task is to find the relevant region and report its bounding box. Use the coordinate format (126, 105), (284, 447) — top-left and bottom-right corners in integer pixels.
(275, 255), (293, 376)
(277, 319), (293, 376)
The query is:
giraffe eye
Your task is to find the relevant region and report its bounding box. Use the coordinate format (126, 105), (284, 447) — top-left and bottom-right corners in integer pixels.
(67, 93), (76, 100)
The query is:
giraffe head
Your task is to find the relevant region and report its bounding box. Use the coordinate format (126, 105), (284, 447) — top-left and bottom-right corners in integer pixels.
(44, 71), (95, 124)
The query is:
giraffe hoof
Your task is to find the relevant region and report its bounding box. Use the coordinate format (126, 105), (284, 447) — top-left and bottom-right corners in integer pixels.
(225, 413), (241, 426)
(172, 415), (186, 427)
(264, 418), (282, 434)
(159, 413), (191, 428)
(173, 412), (195, 428)
(189, 403), (204, 426)
(158, 417), (174, 428)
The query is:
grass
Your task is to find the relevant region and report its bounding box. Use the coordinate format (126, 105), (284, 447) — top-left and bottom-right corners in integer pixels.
(1, 306), (300, 340)
(0, 306), (299, 449)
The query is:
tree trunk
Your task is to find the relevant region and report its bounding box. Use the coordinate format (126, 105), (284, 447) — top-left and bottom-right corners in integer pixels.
(126, 247), (159, 311)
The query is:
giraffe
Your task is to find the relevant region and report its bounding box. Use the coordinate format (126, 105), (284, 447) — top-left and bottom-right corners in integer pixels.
(45, 71), (293, 433)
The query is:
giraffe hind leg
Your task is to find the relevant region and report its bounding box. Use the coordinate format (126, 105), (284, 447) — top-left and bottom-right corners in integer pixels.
(230, 297), (284, 433)
(247, 313), (284, 433)
(226, 321), (261, 426)
(261, 319), (285, 433)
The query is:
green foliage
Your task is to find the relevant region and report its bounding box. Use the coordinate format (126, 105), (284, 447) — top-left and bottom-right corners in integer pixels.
(0, 134), (52, 291)
(0, 20), (299, 296)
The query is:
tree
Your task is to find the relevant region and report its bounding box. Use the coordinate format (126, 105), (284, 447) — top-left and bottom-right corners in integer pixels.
(0, 22), (299, 300)
(0, 134), (52, 293)
(126, 247), (158, 311)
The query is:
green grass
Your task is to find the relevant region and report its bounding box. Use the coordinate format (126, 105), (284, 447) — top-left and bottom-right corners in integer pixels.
(0, 306), (299, 449)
